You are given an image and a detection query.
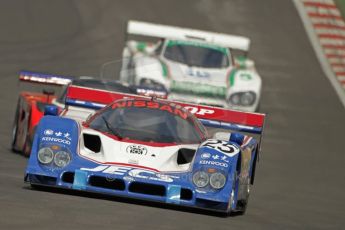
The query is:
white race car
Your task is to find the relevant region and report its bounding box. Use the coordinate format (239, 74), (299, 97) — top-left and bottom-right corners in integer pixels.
(120, 20), (262, 112)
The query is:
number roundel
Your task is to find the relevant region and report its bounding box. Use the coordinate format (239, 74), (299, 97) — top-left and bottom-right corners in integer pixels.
(201, 139), (239, 157)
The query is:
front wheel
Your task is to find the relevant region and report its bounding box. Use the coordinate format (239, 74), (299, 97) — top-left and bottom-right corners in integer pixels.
(226, 172), (251, 215)
(226, 172), (237, 215)
(236, 177), (251, 215)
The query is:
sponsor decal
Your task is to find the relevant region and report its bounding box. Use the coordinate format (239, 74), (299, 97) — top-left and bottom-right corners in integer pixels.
(186, 68), (210, 78)
(64, 132), (71, 140)
(126, 145), (148, 155)
(200, 160), (228, 168)
(111, 100), (188, 119)
(55, 131), (62, 137)
(41, 137), (71, 145)
(202, 139), (239, 157)
(123, 176), (135, 182)
(129, 169), (176, 183)
(239, 73), (253, 81)
(184, 106), (214, 116)
(81, 166), (178, 183)
(43, 129), (72, 141)
(44, 129), (54, 136)
(206, 154), (229, 163)
(171, 80), (226, 98)
(201, 152), (211, 159)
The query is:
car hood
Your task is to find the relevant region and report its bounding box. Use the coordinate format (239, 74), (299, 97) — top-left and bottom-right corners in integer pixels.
(80, 128), (199, 172)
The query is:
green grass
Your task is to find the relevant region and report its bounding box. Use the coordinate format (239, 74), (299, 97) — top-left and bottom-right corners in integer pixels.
(335, 0), (345, 19)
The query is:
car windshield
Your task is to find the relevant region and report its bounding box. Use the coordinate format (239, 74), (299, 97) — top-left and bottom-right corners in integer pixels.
(163, 40), (229, 68)
(88, 100), (205, 144)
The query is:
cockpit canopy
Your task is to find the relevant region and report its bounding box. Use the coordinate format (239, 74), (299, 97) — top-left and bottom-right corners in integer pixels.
(87, 99), (207, 144)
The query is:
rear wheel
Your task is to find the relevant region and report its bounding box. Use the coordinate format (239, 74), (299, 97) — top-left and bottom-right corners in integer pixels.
(23, 126), (35, 156)
(11, 101), (20, 152)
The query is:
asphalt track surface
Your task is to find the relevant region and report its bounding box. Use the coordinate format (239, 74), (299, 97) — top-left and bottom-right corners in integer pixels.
(0, 0), (344, 229)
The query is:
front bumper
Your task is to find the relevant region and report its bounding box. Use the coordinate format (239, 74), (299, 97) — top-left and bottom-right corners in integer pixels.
(25, 169), (231, 212)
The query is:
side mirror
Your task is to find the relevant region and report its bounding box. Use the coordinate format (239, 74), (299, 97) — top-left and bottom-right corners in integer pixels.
(44, 105), (59, 116)
(235, 56), (254, 69)
(229, 133), (245, 146)
(213, 132), (230, 141)
(213, 132), (245, 146)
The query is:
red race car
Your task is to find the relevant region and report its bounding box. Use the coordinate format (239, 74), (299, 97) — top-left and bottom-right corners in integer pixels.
(11, 71), (139, 156)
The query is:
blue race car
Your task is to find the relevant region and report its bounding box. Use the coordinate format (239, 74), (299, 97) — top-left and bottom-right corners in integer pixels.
(24, 85), (265, 215)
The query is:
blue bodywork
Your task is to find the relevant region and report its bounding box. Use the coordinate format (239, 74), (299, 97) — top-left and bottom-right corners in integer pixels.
(25, 115), (258, 213)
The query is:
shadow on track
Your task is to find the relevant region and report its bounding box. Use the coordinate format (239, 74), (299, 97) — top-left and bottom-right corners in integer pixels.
(22, 184), (242, 218)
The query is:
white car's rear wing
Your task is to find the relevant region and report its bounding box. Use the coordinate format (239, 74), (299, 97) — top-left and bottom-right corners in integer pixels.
(65, 85), (265, 135)
(127, 20), (250, 52)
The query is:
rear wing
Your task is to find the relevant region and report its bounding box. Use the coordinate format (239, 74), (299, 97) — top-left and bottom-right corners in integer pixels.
(66, 85), (265, 135)
(19, 71), (73, 86)
(127, 20), (250, 52)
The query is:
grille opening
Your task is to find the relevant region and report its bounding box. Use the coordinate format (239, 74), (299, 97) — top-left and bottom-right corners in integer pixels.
(195, 198), (225, 209)
(62, 172), (75, 183)
(129, 182), (166, 196)
(89, 176), (125, 190)
(29, 174), (57, 185)
(180, 188), (193, 200)
(83, 133), (101, 153)
(177, 148), (196, 165)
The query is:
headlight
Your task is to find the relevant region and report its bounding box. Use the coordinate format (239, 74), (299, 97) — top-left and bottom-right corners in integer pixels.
(192, 171), (209, 188)
(241, 92), (255, 106)
(229, 92), (256, 106)
(210, 172), (226, 189)
(37, 147), (54, 164)
(54, 151), (71, 167)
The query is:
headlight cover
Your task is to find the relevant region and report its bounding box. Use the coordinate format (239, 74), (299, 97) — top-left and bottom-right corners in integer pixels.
(229, 92), (256, 106)
(192, 171), (209, 188)
(210, 172), (227, 189)
(37, 147), (54, 164)
(54, 151), (71, 167)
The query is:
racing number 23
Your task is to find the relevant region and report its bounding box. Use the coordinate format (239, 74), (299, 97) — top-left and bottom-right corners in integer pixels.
(202, 140), (238, 156)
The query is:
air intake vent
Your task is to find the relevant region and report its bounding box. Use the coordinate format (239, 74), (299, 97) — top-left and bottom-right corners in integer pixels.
(89, 176), (125, 190)
(83, 133), (101, 153)
(129, 182), (166, 196)
(62, 172), (75, 183)
(177, 148), (196, 165)
(180, 188), (193, 200)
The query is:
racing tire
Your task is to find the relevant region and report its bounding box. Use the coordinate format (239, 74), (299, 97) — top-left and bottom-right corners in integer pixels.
(236, 177), (251, 215)
(23, 125), (36, 156)
(11, 101), (20, 152)
(226, 172), (251, 216)
(226, 171), (237, 215)
(23, 134), (32, 157)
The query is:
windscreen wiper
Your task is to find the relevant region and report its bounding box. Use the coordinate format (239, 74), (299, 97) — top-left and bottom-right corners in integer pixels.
(101, 116), (123, 139)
